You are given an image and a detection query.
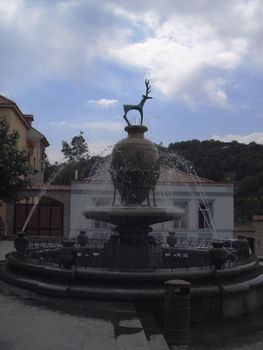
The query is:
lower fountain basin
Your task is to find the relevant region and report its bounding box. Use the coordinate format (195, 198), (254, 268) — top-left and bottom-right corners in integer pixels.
(83, 206), (184, 227)
(2, 253), (263, 322)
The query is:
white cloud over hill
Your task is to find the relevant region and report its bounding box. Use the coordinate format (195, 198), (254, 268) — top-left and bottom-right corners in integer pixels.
(212, 132), (263, 144)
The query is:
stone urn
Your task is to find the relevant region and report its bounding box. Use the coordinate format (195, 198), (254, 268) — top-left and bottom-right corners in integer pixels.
(209, 241), (228, 270)
(77, 231), (88, 247)
(59, 240), (77, 269)
(110, 125), (160, 205)
(14, 231), (29, 258)
(166, 231), (177, 248)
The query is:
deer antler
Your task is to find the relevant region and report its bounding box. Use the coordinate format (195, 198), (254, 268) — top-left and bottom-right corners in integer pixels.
(145, 79), (151, 97)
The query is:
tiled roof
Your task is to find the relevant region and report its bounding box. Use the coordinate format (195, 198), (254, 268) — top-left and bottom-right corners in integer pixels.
(86, 162), (214, 184)
(253, 215), (263, 222)
(158, 166), (214, 184)
(0, 95), (16, 105)
(0, 95), (49, 146)
(28, 126), (49, 147)
(29, 185), (71, 191)
(0, 94), (29, 128)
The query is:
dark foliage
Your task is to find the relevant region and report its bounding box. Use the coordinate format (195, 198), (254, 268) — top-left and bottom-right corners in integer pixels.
(167, 139), (263, 223)
(0, 119), (33, 201)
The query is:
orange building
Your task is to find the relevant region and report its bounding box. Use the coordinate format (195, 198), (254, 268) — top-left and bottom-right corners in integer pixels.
(0, 95), (49, 235)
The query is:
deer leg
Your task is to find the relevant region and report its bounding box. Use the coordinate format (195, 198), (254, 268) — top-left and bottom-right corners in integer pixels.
(112, 186), (116, 206)
(153, 188), (156, 207)
(140, 111), (143, 126)
(123, 113), (131, 126)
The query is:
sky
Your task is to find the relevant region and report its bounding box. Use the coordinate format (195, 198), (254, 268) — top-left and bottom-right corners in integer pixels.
(0, 0), (263, 163)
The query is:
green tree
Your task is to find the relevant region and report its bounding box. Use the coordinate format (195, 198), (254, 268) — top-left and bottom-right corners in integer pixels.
(0, 119), (33, 201)
(61, 131), (89, 162)
(45, 132), (102, 185)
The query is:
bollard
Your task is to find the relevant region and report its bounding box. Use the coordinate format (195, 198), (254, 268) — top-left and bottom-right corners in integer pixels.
(14, 231), (29, 258)
(164, 280), (191, 346)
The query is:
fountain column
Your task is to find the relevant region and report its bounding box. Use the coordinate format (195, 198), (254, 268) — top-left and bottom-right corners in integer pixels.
(103, 125), (160, 268)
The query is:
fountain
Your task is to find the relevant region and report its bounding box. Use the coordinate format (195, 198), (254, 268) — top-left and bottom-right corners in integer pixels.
(83, 122), (183, 269)
(1, 80), (263, 329)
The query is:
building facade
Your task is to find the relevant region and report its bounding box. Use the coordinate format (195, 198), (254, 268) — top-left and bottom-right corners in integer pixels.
(0, 95), (49, 183)
(0, 95), (49, 236)
(70, 165), (234, 243)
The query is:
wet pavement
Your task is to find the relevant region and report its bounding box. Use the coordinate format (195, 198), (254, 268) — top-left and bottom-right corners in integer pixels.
(0, 280), (153, 350)
(2, 240), (263, 349)
(0, 241), (156, 350)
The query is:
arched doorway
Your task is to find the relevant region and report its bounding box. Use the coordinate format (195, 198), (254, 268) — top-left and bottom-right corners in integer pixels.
(14, 196), (63, 236)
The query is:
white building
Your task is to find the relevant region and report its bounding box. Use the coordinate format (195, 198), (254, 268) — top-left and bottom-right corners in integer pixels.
(70, 165), (234, 243)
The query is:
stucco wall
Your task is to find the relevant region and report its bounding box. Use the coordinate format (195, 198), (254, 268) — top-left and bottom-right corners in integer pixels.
(0, 109), (28, 151)
(0, 108), (45, 182)
(70, 181), (234, 241)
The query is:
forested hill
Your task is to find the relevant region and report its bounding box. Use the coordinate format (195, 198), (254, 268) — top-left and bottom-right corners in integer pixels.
(164, 140), (263, 224)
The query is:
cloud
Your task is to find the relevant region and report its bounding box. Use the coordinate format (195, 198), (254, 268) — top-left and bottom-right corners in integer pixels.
(106, 0), (263, 106)
(88, 98), (119, 108)
(0, 1), (130, 90)
(203, 79), (229, 107)
(0, 0), (263, 106)
(48, 120), (123, 132)
(87, 121), (122, 131)
(45, 147), (64, 164)
(211, 132), (263, 144)
(108, 6), (248, 105)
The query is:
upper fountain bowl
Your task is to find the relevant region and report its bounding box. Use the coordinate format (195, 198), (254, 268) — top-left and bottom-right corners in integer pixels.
(83, 206), (184, 228)
(110, 125), (160, 206)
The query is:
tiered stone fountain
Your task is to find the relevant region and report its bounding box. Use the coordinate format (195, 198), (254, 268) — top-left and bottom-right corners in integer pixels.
(1, 80), (263, 324)
(84, 123), (183, 269)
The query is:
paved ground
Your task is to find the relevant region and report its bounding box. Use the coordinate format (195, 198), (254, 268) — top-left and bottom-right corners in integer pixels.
(0, 240), (168, 350)
(2, 240), (263, 349)
(0, 240), (13, 261)
(0, 283), (152, 350)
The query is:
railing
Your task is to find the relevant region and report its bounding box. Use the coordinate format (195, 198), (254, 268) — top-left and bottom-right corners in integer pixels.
(19, 236), (251, 270)
(175, 238), (213, 249)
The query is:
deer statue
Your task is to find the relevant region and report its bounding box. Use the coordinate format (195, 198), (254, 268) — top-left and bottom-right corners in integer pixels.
(123, 79), (152, 126)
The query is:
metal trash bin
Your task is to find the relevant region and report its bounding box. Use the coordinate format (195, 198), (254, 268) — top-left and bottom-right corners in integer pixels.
(164, 279), (191, 346)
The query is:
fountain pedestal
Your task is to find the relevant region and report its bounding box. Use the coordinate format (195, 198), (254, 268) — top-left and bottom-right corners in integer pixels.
(83, 207), (183, 269)
(103, 226), (158, 269)
(103, 241), (153, 269)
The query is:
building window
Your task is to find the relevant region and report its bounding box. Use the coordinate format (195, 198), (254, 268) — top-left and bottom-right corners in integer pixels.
(173, 202), (188, 229)
(198, 202), (213, 229)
